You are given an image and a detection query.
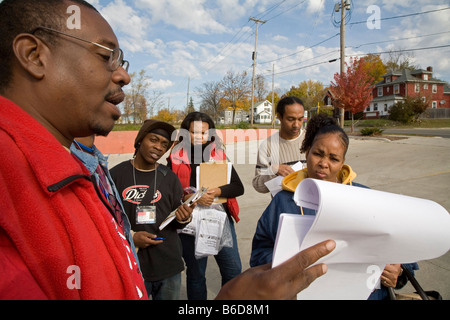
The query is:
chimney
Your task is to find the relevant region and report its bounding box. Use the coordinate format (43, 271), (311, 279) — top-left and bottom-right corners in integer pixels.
(427, 66), (433, 73)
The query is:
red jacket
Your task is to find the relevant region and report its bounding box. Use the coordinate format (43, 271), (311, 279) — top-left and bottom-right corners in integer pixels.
(169, 143), (240, 222)
(0, 97), (146, 300)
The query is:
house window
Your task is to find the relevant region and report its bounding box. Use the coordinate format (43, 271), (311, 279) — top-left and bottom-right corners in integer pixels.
(423, 74), (428, 81)
(386, 77), (391, 83)
(384, 104), (388, 111)
(378, 87), (383, 97)
(432, 84), (437, 93)
(394, 84), (399, 94)
(415, 83), (420, 92)
(424, 84), (428, 90)
(432, 101), (437, 108)
(366, 106), (371, 112)
(374, 103), (378, 111)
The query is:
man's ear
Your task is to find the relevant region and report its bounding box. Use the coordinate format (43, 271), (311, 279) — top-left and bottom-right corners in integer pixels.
(12, 34), (48, 80)
(276, 112), (281, 121)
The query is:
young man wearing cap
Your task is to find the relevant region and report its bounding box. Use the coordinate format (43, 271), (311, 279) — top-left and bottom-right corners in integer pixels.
(110, 120), (193, 300)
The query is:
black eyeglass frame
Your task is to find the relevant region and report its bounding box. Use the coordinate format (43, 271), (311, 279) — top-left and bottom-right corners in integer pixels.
(32, 26), (129, 72)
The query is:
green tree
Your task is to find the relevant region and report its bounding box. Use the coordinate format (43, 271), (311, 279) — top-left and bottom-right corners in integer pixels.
(389, 96), (429, 123)
(185, 97), (195, 114)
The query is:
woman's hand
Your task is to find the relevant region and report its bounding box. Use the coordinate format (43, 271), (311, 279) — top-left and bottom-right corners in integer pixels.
(197, 188), (221, 206)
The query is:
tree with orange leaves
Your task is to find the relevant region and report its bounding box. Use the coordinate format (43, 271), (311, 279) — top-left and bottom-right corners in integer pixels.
(329, 57), (374, 131)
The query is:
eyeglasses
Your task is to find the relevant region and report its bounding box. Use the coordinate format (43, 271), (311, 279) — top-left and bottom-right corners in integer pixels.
(32, 26), (129, 72)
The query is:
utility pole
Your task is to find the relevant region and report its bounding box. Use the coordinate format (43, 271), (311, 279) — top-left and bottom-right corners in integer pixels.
(186, 76), (190, 111)
(271, 64), (275, 129)
(250, 17), (266, 126)
(337, 0), (350, 128)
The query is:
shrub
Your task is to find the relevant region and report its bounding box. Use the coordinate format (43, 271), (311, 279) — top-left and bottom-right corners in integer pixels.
(389, 96), (428, 123)
(360, 127), (384, 136)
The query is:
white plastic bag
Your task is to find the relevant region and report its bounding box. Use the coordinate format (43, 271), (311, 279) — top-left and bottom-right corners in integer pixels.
(194, 203), (233, 259)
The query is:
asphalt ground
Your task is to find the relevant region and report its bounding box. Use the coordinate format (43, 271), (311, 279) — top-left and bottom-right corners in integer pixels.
(107, 134), (450, 300)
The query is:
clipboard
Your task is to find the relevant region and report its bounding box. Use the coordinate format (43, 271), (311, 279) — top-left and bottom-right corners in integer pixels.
(199, 161), (228, 203)
(159, 187), (208, 230)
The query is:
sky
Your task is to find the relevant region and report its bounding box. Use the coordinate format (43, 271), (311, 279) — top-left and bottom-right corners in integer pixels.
(13, 0), (450, 112)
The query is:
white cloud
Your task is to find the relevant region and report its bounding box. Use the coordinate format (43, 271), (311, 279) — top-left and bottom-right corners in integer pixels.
(136, 0), (229, 34)
(273, 35), (288, 42)
(306, 0), (325, 14)
(100, 0), (149, 39)
(148, 79), (174, 90)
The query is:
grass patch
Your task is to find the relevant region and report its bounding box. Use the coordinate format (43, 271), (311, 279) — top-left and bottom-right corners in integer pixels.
(345, 118), (450, 129)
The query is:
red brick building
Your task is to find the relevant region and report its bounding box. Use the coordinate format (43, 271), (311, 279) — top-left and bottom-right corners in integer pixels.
(364, 66), (450, 119)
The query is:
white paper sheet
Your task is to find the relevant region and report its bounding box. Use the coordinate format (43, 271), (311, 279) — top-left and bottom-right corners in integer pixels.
(264, 161), (305, 196)
(272, 178), (450, 300)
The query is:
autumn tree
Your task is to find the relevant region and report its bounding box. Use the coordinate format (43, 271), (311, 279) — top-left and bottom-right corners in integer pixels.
(285, 80), (325, 110)
(153, 108), (177, 123)
(220, 70), (251, 125)
(329, 57), (374, 131)
(360, 54), (386, 85)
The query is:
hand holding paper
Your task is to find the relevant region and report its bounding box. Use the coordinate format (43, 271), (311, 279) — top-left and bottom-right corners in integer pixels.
(159, 187), (208, 230)
(273, 178), (450, 299)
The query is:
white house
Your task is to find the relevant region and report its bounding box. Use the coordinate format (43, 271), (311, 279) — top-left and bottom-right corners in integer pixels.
(253, 100), (274, 124)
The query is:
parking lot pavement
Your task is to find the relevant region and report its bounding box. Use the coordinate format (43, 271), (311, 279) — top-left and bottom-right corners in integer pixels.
(107, 135), (450, 300)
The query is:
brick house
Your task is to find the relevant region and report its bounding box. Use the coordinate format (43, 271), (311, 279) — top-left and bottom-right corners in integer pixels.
(364, 66), (450, 119)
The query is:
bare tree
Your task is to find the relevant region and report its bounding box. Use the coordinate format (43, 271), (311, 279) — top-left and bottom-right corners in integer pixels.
(255, 74), (268, 102)
(220, 70), (251, 125)
(197, 80), (222, 122)
(123, 69), (165, 123)
(124, 70), (148, 124)
(383, 49), (418, 73)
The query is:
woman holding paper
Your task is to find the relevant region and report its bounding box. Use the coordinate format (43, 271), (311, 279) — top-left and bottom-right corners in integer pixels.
(167, 112), (244, 300)
(250, 114), (417, 299)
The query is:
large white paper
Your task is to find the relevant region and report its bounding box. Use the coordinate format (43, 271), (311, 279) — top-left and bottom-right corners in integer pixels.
(272, 178), (450, 300)
(264, 161), (305, 196)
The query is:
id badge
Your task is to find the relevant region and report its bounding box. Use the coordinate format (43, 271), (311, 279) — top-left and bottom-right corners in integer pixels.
(136, 205), (156, 224)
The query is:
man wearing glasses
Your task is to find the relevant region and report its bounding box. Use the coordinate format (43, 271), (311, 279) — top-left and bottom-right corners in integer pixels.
(0, 0), (334, 300)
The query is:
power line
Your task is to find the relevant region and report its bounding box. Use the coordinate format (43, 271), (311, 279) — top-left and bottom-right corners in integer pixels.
(259, 33), (340, 65)
(201, 0), (309, 72)
(351, 44), (450, 57)
(200, 0), (296, 72)
(266, 44), (450, 78)
(349, 7), (450, 26)
(263, 0), (308, 23)
(348, 30), (450, 49)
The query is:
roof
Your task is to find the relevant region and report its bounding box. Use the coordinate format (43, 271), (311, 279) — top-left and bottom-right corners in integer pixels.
(371, 94), (406, 103)
(375, 69), (448, 87)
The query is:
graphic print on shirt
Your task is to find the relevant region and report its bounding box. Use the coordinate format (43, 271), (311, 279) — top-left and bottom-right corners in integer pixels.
(122, 185), (162, 205)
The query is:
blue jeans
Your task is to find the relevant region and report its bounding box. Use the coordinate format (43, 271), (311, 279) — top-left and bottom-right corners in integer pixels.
(180, 217), (242, 300)
(144, 272), (181, 300)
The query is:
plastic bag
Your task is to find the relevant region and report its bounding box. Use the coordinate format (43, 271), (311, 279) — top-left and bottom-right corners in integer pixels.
(193, 203), (233, 259)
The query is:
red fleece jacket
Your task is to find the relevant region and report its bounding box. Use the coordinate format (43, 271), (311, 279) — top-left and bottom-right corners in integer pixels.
(0, 96), (146, 300)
